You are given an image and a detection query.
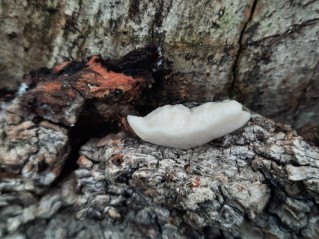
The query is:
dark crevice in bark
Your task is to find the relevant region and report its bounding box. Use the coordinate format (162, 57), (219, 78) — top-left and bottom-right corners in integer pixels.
(0, 93), (16, 113)
(54, 121), (121, 185)
(150, 0), (166, 44)
(53, 46), (164, 184)
(229, 0), (258, 97)
(0, 89), (15, 103)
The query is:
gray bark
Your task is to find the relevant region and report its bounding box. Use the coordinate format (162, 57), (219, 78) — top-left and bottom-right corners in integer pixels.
(1, 1), (319, 238)
(1, 92), (319, 238)
(0, 0), (318, 132)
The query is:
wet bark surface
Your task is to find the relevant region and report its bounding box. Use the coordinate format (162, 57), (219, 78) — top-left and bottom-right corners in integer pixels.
(1, 50), (319, 238)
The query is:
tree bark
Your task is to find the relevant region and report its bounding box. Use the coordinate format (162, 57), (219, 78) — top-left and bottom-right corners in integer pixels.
(1, 1), (319, 238)
(1, 54), (319, 238)
(0, 0), (318, 132)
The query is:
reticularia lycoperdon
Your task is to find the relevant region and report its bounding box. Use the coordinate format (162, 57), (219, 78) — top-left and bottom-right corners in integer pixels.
(127, 100), (251, 149)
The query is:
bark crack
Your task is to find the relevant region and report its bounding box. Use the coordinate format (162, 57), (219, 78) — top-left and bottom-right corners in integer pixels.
(246, 18), (319, 46)
(229, 0), (258, 97)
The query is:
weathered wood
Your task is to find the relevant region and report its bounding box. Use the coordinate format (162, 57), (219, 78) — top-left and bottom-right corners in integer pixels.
(73, 114), (319, 238)
(21, 54), (156, 126)
(0, 103), (69, 185)
(1, 88), (319, 238)
(1, 0), (318, 134)
(0, 4), (318, 234)
(235, 0), (319, 130)
(0, 48), (158, 185)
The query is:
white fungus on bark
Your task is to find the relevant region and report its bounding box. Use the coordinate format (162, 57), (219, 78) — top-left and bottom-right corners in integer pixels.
(127, 100), (251, 149)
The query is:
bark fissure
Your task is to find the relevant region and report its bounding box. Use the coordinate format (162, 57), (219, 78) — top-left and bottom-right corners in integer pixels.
(246, 18), (319, 46)
(1, 2), (319, 238)
(229, 0), (258, 96)
(150, 0), (165, 42)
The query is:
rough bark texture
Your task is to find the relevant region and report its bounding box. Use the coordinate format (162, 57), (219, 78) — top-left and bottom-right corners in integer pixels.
(1, 0), (318, 132)
(1, 100), (319, 238)
(1, 2), (319, 237)
(0, 55), (319, 237)
(235, 0), (319, 130)
(0, 49), (159, 185)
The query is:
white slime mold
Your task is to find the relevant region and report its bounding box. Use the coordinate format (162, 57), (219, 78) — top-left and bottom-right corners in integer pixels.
(127, 100), (251, 149)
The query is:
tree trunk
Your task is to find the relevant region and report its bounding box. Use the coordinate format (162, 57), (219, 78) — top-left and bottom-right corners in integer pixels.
(0, 0), (318, 132)
(1, 1), (319, 238)
(1, 53), (319, 239)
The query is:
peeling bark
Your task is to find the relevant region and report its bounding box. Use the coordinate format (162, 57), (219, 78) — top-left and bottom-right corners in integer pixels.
(0, 47), (159, 185)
